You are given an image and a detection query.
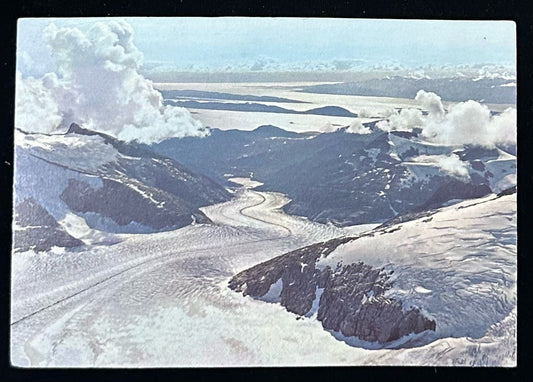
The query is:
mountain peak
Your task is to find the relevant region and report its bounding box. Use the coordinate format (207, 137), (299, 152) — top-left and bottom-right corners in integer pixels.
(252, 125), (299, 138)
(66, 123), (98, 136)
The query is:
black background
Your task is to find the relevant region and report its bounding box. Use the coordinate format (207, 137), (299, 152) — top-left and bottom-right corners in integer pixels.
(1, 0), (531, 381)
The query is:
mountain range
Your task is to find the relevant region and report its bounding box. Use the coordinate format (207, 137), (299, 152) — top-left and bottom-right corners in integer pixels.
(153, 123), (516, 226)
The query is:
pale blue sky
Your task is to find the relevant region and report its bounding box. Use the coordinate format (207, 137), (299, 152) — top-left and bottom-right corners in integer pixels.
(17, 17), (516, 76)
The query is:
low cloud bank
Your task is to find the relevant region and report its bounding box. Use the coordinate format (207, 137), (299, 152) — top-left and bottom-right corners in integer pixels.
(346, 120), (371, 135)
(377, 90), (516, 147)
(411, 154), (471, 181)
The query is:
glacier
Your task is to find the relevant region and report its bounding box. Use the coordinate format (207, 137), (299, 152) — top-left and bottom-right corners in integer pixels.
(11, 177), (516, 366)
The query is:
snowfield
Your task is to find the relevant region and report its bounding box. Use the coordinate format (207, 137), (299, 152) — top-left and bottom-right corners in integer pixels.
(12, 18), (518, 369)
(11, 177), (516, 366)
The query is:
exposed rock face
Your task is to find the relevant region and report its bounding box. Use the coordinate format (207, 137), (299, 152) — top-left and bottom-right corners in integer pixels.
(229, 238), (351, 313)
(317, 262), (435, 343)
(13, 198), (83, 252)
(229, 236), (436, 344)
(66, 123), (231, 211)
(60, 178), (210, 230)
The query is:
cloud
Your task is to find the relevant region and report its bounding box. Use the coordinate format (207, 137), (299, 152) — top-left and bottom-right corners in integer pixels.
(357, 107), (395, 119)
(378, 107), (396, 118)
(321, 122), (340, 133)
(387, 108), (423, 131)
(415, 90), (445, 117)
(15, 20), (206, 144)
(357, 108), (373, 118)
(15, 72), (63, 133)
(412, 154), (471, 181)
(374, 89), (516, 147)
(487, 107), (516, 145)
(345, 120), (371, 134)
(375, 120), (392, 132)
(421, 100), (516, 147)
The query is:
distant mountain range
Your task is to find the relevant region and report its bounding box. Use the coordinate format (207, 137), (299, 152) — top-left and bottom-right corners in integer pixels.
(164, 100), (357, 117)
(298, 76), (516, 104)
(159, 89), (308, 104)
(14, 120), (516, 251)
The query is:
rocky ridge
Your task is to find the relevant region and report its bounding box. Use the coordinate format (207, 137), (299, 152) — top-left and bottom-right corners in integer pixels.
(13, 198), (84, 252)
(229, 235), (436, 344)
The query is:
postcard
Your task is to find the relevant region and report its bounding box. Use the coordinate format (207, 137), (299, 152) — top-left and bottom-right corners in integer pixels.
(12, 17), (516, 367)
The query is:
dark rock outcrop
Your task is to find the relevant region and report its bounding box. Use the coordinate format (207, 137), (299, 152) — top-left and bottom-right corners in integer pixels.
(497, 185), (517, 197)
(13, 198), (83, 252)
(59, 178), (210, 230)
(66, 123), (231, 210)
(229, 235), (436, 344)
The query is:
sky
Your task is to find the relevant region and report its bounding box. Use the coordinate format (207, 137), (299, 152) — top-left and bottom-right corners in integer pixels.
(17, 17), (516, 76)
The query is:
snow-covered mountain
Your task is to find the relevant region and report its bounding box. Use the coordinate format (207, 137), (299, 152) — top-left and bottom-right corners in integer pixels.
(13, 124), (231, 251)
(153, 124), (516, 226)
(229, 188), (516, 364)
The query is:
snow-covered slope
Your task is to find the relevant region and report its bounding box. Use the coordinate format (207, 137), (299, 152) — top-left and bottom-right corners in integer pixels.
(13, 125), (231, 249)
(230, 190), (516, 365)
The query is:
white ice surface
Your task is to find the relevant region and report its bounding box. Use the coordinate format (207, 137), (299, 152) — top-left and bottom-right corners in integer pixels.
(15, 130), (118, 174)
(11, 181), (515, 366)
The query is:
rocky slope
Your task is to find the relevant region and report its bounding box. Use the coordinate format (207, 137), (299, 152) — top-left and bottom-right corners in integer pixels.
(13, 198), (83, 252)
(229, 236), (436, 344)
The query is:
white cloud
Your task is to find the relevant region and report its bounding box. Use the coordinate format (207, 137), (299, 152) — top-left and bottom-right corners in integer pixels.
(15, 72), (62, 133)
(378, 107), (396, 118)
(357, 108), (373, 118)
(421, 99), (516, 147)
(375, 120), (391, 132)
(320, 122), (341, 133)
(412, 154), (471, 181)
(489, 107), (517, 146)
(373, 89), (516, 147)
(387, 108), (423, 131)
(415, 90), (445, 117)
(345, 120), (371, 135)
(15, 20), (207, 144)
